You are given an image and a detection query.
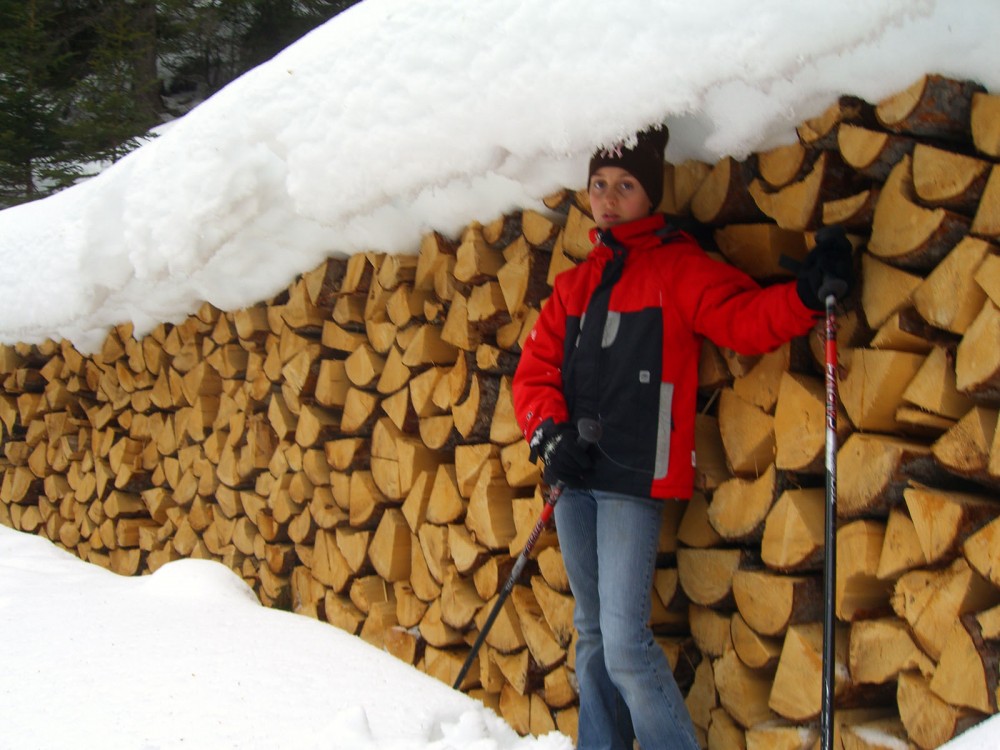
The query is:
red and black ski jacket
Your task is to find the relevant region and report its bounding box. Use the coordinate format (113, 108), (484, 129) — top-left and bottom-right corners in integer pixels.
(512, 213), (818, 501)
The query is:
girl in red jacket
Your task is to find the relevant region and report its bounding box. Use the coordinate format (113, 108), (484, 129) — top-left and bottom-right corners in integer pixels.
(512, 128), (851, 750)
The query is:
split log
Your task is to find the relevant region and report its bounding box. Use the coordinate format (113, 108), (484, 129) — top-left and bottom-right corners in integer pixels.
(912, 143), (991, 215)
(746, 724), (818, 750)
(425, 464), (465, 525)
(769, 622), (851, 722)
(714, 648), (777, 729)
(717, 388), (775, 477)
(757, 141), (812, 189)
(797, 96), (875, 151)
(668, 160), (713, 217)
(714, 224), (807, 281)
(530, 575), (575, 649)
(760, 488), (825, 572)
(774, 370), (849, 474)
(678, 491), (723, 549)
(955, 299), (1000, 400)
(869, 156), (970, 271)
(963, 514), (1000, 588)
(749, 151), (859, 231)
(685, 658), (718, 732)
(903, 347), (975, 422)
(876, 74), (984, 141)
(511, 585), (565, 671)
(848, 617), (935, 686)
(823, 188), (879, 231)
(691, 157), (764, 225)
(877, 506), (928, 581)
(440, 567), (484, 631)
(931, 406), (997, 483)
(897, 671), (983, 750)
(929, 614), (999, 714)
(677, 547), (752, 609)
(732, 569), (823, 638)
(904, 484), (998, 566)
(912, 236), (991, 335)
(706, 707), (747, 750)
(368, 508), (410, 582)
(892, 558), (1000, 662)
(836, 433), (937, 519)
(837, 520), (893, 621)
(837, 124), (915, 182)
(860, 253), (922, 331)
(688, 604), (732, 659)
(839, 349), (926, 433)
(730, 612), (782, 671)
(969, 90), (1000, 157)
(694, 414), (731, 492)
(465, 460), (517, 550)
(496, 236), (550, 315)
(708, 464), (788, 543)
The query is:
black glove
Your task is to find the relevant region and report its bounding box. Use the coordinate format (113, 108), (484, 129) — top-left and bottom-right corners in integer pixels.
(529, 418), (594, 486)
(796, 225), (854, 311)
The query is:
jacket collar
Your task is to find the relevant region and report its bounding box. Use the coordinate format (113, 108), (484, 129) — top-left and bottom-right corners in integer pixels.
(588, 213), (668, 259)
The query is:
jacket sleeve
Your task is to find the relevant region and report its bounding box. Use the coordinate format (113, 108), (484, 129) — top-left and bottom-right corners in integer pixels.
(676, 251), (819, 355)
(512, 279), (571, 442)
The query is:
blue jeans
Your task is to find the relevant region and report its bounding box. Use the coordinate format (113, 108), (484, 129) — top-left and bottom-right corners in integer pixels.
(554, 488), (699, 750)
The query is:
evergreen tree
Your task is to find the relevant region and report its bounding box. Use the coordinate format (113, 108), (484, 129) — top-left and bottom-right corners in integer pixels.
(66, 0), (160, 163)
(0, 0), (80, 206)
(0, 0), (362, 207)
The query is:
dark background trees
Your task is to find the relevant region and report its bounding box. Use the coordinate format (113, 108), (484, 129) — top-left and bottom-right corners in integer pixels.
(0, 0), (360, 208)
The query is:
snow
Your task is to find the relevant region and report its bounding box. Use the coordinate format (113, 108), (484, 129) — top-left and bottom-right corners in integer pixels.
(0, 524), (571, 749)
(1, 0), (1000, 747)
(2, 0), (1000, 353)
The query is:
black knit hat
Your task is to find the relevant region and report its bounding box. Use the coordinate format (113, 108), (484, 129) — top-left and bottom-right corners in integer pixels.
(588, 126), (669, 210)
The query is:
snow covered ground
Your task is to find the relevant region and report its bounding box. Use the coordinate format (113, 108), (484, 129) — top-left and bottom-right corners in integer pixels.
(2, 0), (1000, 747)
(0, 524), (571, 749)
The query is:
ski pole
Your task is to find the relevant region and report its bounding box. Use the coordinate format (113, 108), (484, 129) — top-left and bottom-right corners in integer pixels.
(452, 417), (602, 691)
(819, 277), (847, 750)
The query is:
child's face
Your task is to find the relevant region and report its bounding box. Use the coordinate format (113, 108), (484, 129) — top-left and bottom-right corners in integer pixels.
(588, 166), (653, 229)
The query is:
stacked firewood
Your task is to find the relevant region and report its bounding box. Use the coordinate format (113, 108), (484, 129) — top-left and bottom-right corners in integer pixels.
(1, 73), (999, 749)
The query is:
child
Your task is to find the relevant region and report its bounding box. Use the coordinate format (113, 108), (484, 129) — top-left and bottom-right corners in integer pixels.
(512, 127), (851, 749)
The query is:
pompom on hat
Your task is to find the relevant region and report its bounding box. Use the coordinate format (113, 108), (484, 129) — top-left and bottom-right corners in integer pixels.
(588, 126), (669, 210)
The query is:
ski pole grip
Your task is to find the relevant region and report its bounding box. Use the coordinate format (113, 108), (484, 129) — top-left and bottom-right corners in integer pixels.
(818, 275), (848, 302)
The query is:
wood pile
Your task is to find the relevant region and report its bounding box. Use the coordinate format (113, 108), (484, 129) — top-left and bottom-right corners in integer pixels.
(1, 73), (999, 749)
